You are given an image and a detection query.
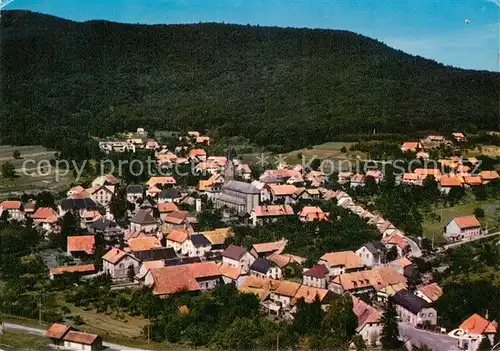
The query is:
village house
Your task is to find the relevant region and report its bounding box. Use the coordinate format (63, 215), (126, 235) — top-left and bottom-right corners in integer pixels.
(415, 283), (443, 304)
(102, 248), (141, 280)
(414, 168), (442, 179)
(319, 251), (364, 277)
(188, 131), (200, 137)
(480, 170), (500, 184)
(92, 174), (119, 188)
(338, 172), (353, 185)
(33, 207), (59, 231)
(235, 163), (252, 180)
(265, 184), (298, 204)
(201, 228), (233, 252)
(249, 257), (282, 280)
(130, 210), (159, 233)
(218, 262), (244, 287)
(289, 285), (333, 313)
(87, 185), (115, 207)
(157, 202), (179, 220)
(162, 210), (190, 229)
(439, 175), (463, 194)
(145, 261), (221, 296)
(298, 206), (329, 222)
(445, 215), (482, 242)
(145, 139), (159, 150)
(352, 296), (383, 346)
(250, 238), (287, 258)
(128, 236), (162, 253)
(393, 289), (437, 327)
(381, 232), (410, 257)
(0, 200), (24, 221)
(189, 148), (207, 162)
(67, 235), (95, 259)
(452, 132), (467, 142)
(182, 233), (212, 257)
(293, 188), (321, 201)
(158, 188), (183, 203)
(350, 174), (366, 188)
(329, 267), (407, 296)
(222, 244), (256, 273)
(49, 264), (96, 280)
(302, 264), (329, 289)
(196, 136), (211, 145)
(366, 170), (384, 184)
(356, 242), (386, 268)
(250, 204), (294, 226)
(450, 313), (497, 351)
(401, 142), (422, 153)
(59, 197), (98, 217)
(45, 323), (103, 351)
(388, 257), (414, 277)
(126, 185), (143, 203)
(146, 176), (176, 190)
(401, 173), (421, 185)
(270, 280), (301, 311)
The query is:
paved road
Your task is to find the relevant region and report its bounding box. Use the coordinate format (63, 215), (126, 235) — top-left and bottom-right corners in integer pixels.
(443, 231), (500, 251)
(3, 322), (151, 351)
(399, 322), (460, 351)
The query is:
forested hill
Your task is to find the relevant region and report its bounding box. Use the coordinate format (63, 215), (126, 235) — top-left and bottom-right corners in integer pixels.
(1, 10), (499, 152)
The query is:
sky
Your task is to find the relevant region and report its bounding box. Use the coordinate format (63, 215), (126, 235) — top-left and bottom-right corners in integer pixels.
(5, 0), (500, 71)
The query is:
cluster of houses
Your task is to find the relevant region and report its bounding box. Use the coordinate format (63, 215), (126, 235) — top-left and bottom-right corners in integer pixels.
(2, 129), (497, 350)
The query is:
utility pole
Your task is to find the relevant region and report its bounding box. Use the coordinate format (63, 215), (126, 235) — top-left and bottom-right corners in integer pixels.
(147, 314), (150, 343)
(276, 332), (279, 351)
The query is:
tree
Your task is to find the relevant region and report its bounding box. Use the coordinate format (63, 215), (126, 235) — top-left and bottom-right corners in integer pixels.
(293, 295), (324, 335)
(322, 295), (357, 343)
(474, 207), (485, 218)
(12, 149), (21, 159)
(381, 297), (403, 350)
(477, 336), (492, 350)
(310, 158), (321, 171)
(56, 212), (80, 251)
(35, 191), (56, 209)
(353, 334), (367, 350)
(386, 246), (398, 262)
(340, 146), (347, 153)
(1, 161), (16, 179)
(109, 187), (129, 220)
(0, 210), (9, 222)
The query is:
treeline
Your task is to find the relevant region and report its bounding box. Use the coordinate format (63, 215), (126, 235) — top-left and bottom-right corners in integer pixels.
(1, 10), (499, 156)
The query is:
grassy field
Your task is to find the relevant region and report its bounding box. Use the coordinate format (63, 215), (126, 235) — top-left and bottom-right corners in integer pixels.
(465, 145), (500, 158)
(0, 145), (73, 199)
(242, 141), (365, 170)
(0, 329), (51, 350)
(423, 200), (500, 243)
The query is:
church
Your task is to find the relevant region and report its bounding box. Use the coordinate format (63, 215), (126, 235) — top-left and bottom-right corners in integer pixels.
(214, 150), (260, 215)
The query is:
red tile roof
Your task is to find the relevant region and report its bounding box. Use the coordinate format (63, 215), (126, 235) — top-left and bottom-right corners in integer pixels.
(464, 176), (483, 186)
(102, 248), (127, 264)
(166, 229), (189, 243)
(63, 331), (100, 345)
(157, 202), (179, 213)
(45, 323), (71, 339)
(292, 285), (329, 304)
(0, 200), (22, 210)
(381, 233), (409, 249)
(189, 148), (207, 157)
(417, 283), (443, 302)
(303, 264), (329, 278)
(67, 235), (95, 254)
(414, 168), (442, 177)
(440, 176), (463, 187)
(252, 205), (294, 217)
(150, 262), (221, 296)
(273, 280), (301, 297)
(460, 313), (497, 335)
(332, 267), (407, 292)
(320, 251), (364, 269)
(33, 207), (58, 220)
(298, 206), (323, 217)
(352, 296), (382, 331)
(480, 171), (500, 180)
(128, 236), (162, 251)
(268, 184), (298, 196)
(453, 215), (481, 229)
(147, 176), (176, 187)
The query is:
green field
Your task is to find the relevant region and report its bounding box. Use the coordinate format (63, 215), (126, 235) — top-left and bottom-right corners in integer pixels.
(242, 141), (364, 170)
(0, 145), (73, 199)
(0, 330), (51, 350)
(423, 200), (500, 243)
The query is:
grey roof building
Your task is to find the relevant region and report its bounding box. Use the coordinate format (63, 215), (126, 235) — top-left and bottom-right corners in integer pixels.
(215, 180), (260, 215)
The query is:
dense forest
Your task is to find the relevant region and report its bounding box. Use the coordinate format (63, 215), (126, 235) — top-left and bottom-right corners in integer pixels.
(1, 10), (499, 153)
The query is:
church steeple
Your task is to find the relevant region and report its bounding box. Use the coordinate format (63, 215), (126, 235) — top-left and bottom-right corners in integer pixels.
(224, 148), (234, 182)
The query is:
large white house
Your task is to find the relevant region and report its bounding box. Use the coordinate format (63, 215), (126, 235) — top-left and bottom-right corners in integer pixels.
(445, 215), (481, 242)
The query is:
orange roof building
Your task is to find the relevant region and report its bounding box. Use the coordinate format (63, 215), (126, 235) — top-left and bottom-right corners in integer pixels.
(480, 170), (500, 182)
(268, 184), (298, 197)
(319, 251), (364, 273)
(459, 314), (497, 336)
(251, 205), (294, 218)
(128, 236), (162, 251)
(50, 264), (96, 278)
(67, 235), (95, 255)
(0, 200), (22, 210)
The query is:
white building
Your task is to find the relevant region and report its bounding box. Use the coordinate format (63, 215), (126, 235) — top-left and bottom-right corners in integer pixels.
(445, 216), (482, 242)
